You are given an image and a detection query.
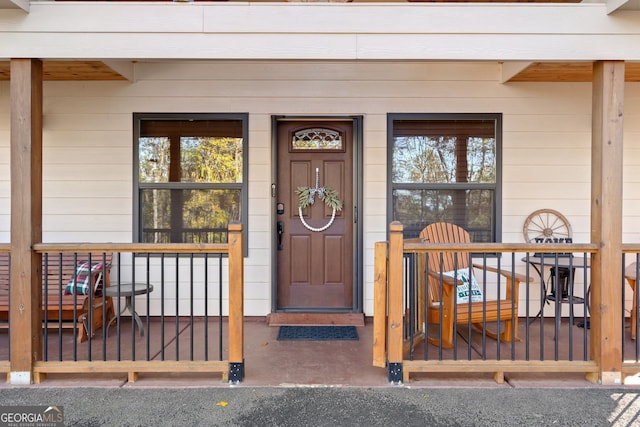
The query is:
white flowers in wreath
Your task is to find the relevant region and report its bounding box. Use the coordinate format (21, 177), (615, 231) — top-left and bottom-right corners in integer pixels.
(295, 186), (343, 232)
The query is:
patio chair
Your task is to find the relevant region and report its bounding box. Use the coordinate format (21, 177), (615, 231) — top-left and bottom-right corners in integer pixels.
(0, 252), (114, 342)
(625, 262), (639, 340)
(421, 222), (529, 348)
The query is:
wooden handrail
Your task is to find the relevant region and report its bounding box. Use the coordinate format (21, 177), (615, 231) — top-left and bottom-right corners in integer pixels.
(623, 244), (640, 253)
(6, 225), (245, 384)
(33, 243), (229, 254)
(404, 242), (598, 253)
(377, 221), (614, 383)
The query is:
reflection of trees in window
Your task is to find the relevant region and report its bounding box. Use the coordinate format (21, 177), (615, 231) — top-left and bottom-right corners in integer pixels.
(392, 136), (495, 184)
(180, 137), (242, 183)
(135, 116), (247, 245)
(392, 136), (456, 183)
(139, 137), (170, 182)
(389, 116), (500, 242)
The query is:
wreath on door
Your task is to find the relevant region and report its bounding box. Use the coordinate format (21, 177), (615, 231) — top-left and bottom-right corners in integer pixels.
(295, 185), (343, 232)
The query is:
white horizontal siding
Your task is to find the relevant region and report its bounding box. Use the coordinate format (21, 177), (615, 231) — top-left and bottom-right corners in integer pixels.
(1, 61), (640, 316)
(134, 61), (501, 82)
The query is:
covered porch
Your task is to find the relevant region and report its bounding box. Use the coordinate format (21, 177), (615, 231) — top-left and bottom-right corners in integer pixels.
(1, 1), (640, 386)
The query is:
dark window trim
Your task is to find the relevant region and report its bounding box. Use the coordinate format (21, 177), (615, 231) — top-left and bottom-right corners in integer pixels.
(133, 112), (249, 254)
(386, 112), (502, 243)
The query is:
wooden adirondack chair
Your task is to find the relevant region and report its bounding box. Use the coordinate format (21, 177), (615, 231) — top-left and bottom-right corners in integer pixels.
(420, 222), (529, 348)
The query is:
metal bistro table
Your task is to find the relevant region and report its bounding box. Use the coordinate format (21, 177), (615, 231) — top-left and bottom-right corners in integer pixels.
(523, 254), (591, 328)
(105, 282), (154, 336)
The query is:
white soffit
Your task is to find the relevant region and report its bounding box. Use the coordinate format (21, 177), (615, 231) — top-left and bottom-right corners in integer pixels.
(102, 60), (135, 82)
(500, 61), (533, 83)
(606, 0), (640, 12)
(0, 0), (28, 12)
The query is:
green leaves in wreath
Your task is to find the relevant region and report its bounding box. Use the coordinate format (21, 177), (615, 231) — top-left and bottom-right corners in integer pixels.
(295, 186), (343, 211)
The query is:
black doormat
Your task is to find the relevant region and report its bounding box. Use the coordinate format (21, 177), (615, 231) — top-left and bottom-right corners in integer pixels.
(277, 325), (359, 341)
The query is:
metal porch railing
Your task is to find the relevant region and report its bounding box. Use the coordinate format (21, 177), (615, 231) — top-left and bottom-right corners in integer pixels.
(374, 221), (602, 384)
(0, 225), (244, 384)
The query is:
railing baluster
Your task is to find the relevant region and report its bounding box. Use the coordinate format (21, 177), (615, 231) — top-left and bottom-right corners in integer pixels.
(218, 253), (223, 362)
(423, 252), (429, 362)
(395, 233), (601, 382)
(115, 253), (121, 361)
(2, 230), (242, 383)
(204, 253), (209, 362)
(189, 253), (194, 362)
(101, 252), (108, 361)
(160, 253), (166, 361)
(524, 252), (531, 361)
(145, 253), (151, 361)
(131, 253), (136, 361)
(174, 252), (179, 361)
(87, 252), (93, 362)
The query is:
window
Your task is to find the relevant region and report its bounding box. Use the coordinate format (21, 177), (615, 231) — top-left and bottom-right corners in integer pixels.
(291, 128), (344, 151)
(133, 113), (248, 246)
(388, 113), (501, 242)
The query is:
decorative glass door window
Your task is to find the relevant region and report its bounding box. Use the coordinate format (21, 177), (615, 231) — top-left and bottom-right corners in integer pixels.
(291, 128), (344, 151)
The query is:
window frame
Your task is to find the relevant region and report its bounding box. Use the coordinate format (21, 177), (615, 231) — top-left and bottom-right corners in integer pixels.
(133, 112), (249, 253)
(386, 113), (502, 243)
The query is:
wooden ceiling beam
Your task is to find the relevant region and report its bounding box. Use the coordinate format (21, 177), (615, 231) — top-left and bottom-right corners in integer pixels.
(0, 60), (639, 82)
(0, 61), (127, 81)
(505, 62), (640, 82)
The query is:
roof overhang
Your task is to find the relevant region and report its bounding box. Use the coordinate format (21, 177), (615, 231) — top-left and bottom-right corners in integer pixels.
(606, 0), (640, 12)
(0, 2), (639, 82)
(1, 59), (639, 82)
(503, 61), (640, 82)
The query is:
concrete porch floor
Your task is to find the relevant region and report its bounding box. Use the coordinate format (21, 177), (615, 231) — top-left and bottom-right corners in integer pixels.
(3, 316), (639, 389)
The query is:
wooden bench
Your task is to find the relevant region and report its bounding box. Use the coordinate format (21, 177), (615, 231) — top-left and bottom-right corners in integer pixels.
(0, 252), (114, 343)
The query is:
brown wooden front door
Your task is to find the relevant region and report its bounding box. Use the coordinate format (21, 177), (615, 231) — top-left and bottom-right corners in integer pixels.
(276, 121), (354, 310)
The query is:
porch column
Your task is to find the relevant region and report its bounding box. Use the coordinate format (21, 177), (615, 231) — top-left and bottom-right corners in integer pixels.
(588, 60), (624, 385)
(228, 223), (244, 383)
(9, 58), (43, 385)
(387, 221), (404, 383)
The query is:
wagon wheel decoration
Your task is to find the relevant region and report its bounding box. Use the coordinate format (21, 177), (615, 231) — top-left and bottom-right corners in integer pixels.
(523, 209), (572, 243)
(296, 168), (343, 233)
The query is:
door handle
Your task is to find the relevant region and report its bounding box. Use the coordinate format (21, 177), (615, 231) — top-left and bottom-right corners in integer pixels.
(277, 221), (284, 250)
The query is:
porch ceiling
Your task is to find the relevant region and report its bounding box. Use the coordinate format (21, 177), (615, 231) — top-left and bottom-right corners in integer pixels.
(0, 61), (128, 81)
(0, 60), (639, 82)
(508, 61), (640, 82)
